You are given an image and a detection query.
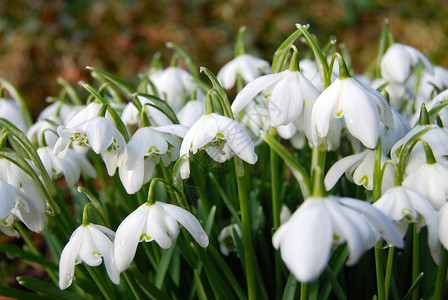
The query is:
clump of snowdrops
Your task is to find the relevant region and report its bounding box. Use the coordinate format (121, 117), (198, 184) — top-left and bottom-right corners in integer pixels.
(1, 22), (448, 300)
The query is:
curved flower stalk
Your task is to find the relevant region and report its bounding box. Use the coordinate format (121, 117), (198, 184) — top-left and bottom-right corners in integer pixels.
(217, 54), (270, 90)
(147, 67), (203, 112)
(311, 74), (393, 149)
(54, 116), (126, 176)
(0, 98), (28, 132)
(374, 185), (440, 263)
(390, 125), (448, 175)
(179, 113), (257, 179)
(231, 51), (319, 127)
(273, 195), (403, 282)
(402, 162), (448, 210)
(114, 201), (209, 273)
(37, 146), (97, 188)
(324, 149), (395, 192)
(118, 125), (187, 194)
(381, 43), (433, 83)
(59, 223), (120, 289)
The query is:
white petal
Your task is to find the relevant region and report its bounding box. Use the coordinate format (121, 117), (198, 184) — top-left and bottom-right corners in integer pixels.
(232, 73), (283, 113)
(59, 227), (84, 289)
(340, 198), (404, 248)
(88, 225), (120, 285)
(145, 204), (173, 249)
(119, 159), (145, 194)
(114, 204), (148, 272)
(324, 152), (367, 191)
(86, 117), (115, 154)
(275, 199), (333, 282)
(439, 203), (448, 250)
(157, 202), (209, 248)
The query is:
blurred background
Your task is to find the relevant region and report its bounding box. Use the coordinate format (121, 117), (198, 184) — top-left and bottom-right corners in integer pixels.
(0, 0), (447, 117)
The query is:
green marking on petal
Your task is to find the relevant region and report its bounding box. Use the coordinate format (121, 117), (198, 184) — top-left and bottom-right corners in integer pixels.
(140, 233), (151, 242)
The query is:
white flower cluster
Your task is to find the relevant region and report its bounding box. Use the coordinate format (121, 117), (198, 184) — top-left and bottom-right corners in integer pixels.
(1, 24), (448, 293)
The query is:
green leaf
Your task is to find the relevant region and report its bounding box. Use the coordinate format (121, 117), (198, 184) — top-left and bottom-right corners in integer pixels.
(86, 66), (134, 97)
(133, 92), (180, 124)
(17, 276), (86, 300)
(155, 241), (177, 289)
(208, 244), (247, 300)
(401, 272), (424, 300)
(271, 29), (302, 73)
(57, 77), (82, 105)
(261, 132), (310, 197)
(0, 286), (50, 300)
(166, 42), (200, 79)
(0, 244), (58, 271)
(194, 269), (209, 300)
(0, 78), (33, 128)
(132, 269), (171, 300)
(282, 273), (298, 300)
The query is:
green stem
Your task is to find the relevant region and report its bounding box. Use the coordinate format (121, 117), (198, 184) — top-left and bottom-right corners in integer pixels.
(375, 247), (385, 300)
(124, 271), (145, 300)
(269, 129), (282, 300)
(300, 282), (309, 300)
(434, 248), (448, 300)
(85, 266), (114, 300)
(384, 247), (396, 300)
(412, 225), (420, 300)
(234, 157), (257, 300)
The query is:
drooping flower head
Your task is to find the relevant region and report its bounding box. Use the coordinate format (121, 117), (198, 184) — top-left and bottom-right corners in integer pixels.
(59, 223), (120, 289)
(273, 195), (403, 282)
(179, 113), (257, 179)
(114, 201), (209, 273)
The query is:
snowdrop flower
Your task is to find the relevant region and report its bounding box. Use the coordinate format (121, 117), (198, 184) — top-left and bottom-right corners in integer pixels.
(414, 66), (448, 110)
(273, 195), (403, 282)
(217, 54), (270, 90)
(390, 125), (448, 175)
(148, 67), (202, 112)
(0, 98), (28, 132)
(371, 78), (414, 113)
(380, 108), (411, 154)
(121, 96), (173, 127)
(218, 224), (242, 256)
(403, 162), (448, 210)
(311, 75), (393, 149)
(374, 185), (440, 263)
(439, 202), (448, 250)
(0, 179), (45, 236)
(381, 43), (433, 83)
(324, 149), (395, 192)
(179, 113), (257, 179)
(114, 201), (209, 272)
(0, 159), (47, 234)
(54, 116), (126, 176)
(232, 54), (319, 127)
(177, 99), (205, 127)
(118, 125), (187, 194)
(59, 223), (119, 289)
(37, 146), (96, 188)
